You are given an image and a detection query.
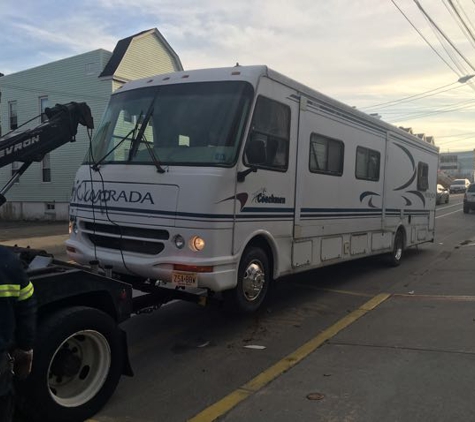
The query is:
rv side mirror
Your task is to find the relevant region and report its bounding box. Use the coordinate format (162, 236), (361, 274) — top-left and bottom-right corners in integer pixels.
(245, 136), (266, 165)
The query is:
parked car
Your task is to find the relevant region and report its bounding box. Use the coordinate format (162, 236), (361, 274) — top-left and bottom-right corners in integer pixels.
(436, 184), (449, 204)
(449, 178), (470, 193)
(463, 183), (475, 213)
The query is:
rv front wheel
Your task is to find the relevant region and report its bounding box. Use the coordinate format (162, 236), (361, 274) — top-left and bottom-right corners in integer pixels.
(224, 246), (270, 314)
(387, 230), (404, 267)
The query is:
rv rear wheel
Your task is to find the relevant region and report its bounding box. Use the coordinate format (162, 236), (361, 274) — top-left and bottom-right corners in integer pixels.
(224, 246), (270, 314)
(387, 230), (404, 267)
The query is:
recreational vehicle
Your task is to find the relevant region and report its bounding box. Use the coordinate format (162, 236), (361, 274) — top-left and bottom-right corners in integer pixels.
(66, 65), (439, 313)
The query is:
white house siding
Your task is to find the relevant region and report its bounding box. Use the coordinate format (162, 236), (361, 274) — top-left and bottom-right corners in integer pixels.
(0, 29), (182, 221)
(0, 50), (113, 220)
(115, 33), (180, 81)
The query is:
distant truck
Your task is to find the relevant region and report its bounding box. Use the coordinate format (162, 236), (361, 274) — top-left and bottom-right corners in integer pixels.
(450, 178), (470, 193)
(66, 65), (439, 314)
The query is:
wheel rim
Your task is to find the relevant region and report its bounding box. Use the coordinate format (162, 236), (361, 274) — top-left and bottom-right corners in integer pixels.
(47, 330), (111, 407)
(394, 237), (403, 261)
(242, 260), (266, 302)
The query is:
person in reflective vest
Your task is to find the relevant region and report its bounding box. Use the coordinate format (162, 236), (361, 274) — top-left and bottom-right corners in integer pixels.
(0, 246), (36, 422)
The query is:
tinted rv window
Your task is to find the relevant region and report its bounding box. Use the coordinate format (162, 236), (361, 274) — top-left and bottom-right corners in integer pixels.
(417, 162), (429, 191)
(309, 134), (344, 176)
(355, 146), (380, 181)
(244, 96), (290, 171)
(86, 81), (254, 167)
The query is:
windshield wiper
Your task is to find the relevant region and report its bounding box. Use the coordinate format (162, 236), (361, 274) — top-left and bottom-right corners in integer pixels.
(91, 125), (136, 171)
(127, 99), (165, 173)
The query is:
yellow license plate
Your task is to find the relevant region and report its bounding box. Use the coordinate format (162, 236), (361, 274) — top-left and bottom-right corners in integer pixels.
(172, 271), (198, 287)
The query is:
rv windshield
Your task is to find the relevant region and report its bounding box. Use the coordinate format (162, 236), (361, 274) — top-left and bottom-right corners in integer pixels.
(86, 81), (254, 167)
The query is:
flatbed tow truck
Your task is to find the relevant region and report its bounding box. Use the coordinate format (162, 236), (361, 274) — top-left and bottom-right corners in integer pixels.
(0, 103), (212, 422)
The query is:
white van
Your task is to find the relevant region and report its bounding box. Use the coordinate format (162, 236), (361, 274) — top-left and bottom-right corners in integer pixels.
(449, 178), (470, 193)
(66, 65), (438, 313)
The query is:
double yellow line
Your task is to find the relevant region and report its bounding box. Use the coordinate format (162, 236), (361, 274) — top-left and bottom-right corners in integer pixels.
(189, 293), (391, 422)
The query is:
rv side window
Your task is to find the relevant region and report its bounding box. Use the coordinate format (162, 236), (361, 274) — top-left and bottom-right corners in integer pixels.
(355, 146), (380, 181)
(417, 162), (429, 191)
(309, 134), (344, 176)
(244, 96), (290, 171)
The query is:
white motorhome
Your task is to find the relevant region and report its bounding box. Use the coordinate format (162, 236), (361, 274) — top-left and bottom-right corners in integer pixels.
(66, 65), (439, 313)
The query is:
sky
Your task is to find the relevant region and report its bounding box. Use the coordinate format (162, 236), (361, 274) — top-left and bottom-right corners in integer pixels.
(1, 0), (474, 152)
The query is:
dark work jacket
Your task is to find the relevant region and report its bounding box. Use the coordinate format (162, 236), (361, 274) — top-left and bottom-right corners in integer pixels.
(0, 246), (36, 354)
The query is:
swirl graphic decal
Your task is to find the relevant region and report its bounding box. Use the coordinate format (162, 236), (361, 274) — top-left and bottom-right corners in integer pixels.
(218, 193), (249, 211)
(393, 143), (417, 191)
(359, 191), (380, 208)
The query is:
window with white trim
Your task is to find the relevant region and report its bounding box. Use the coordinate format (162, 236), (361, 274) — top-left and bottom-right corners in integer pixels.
(42, 153), (51, 182)
(417, 162), (429, 191)
(355, 146), (380, 181)
(309, 133), (344, 176)
(9, 101), (17, 130)
(11, 161), (20, 183)
(39, 96), (49, 123)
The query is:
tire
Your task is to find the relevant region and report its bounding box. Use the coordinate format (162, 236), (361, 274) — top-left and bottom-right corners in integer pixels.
(463, 206), (469, 214)
(16, 307), (124, 422)
(445, 196), (449, 204)
(386, 230), (404, 267)
(224, 246), (271, 314)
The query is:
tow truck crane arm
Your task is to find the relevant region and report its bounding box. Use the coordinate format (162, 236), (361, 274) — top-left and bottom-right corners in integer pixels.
(0, 102), (93, 206)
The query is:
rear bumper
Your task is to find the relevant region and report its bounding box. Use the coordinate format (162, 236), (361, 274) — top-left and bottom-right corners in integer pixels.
(463, 200), (475, 210)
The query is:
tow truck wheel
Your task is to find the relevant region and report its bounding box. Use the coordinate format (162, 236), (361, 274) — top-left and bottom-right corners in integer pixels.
(224, 246), (270, 314)
(16, 306), (124, 422)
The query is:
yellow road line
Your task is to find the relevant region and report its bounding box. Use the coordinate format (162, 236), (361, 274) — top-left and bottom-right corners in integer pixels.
(395, 293), (475, 302)
(293, 284), (375, 298)
(188, 293), (391, 422)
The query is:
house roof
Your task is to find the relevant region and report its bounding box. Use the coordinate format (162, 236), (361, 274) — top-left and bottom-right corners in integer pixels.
(99, 28), (183, 78)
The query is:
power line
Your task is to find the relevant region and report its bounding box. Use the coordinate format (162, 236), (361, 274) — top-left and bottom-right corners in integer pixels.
(413, 0), (475, 72)
(443, 0), (475, 49)
(455, 0), (475, 34)
(390, 0), (462, 75)
(427, 7), (471, 75)
(437, 131), (475, 138)
(387, 97), (475, 122)
(437, 134), (475, 145)
(361, 82), (467, 110)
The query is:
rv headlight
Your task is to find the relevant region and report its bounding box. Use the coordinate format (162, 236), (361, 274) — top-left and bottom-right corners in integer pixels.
(189, 236), (205, 252)
(174, 235), (185, 249)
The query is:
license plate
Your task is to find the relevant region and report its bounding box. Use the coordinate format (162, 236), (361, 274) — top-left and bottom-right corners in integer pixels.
(172, 271), (198, 288)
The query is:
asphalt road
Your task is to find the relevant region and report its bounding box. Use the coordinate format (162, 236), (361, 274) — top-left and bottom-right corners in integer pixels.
(77, 193), (475, 422)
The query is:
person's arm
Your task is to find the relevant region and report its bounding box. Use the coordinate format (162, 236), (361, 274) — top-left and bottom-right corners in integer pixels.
(14, 272), (36, 352)
(1, 249), (37, 378)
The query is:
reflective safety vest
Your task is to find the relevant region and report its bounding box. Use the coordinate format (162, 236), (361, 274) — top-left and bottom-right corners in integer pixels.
(0, 281), (34, 301)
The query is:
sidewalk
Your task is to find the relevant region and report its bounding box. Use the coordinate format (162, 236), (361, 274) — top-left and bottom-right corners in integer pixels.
(0, 221), (69, 256)
(202, 241), (475, 421)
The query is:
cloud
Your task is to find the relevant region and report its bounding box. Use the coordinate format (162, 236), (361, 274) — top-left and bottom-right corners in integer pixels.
(1, 0), (474, 149)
